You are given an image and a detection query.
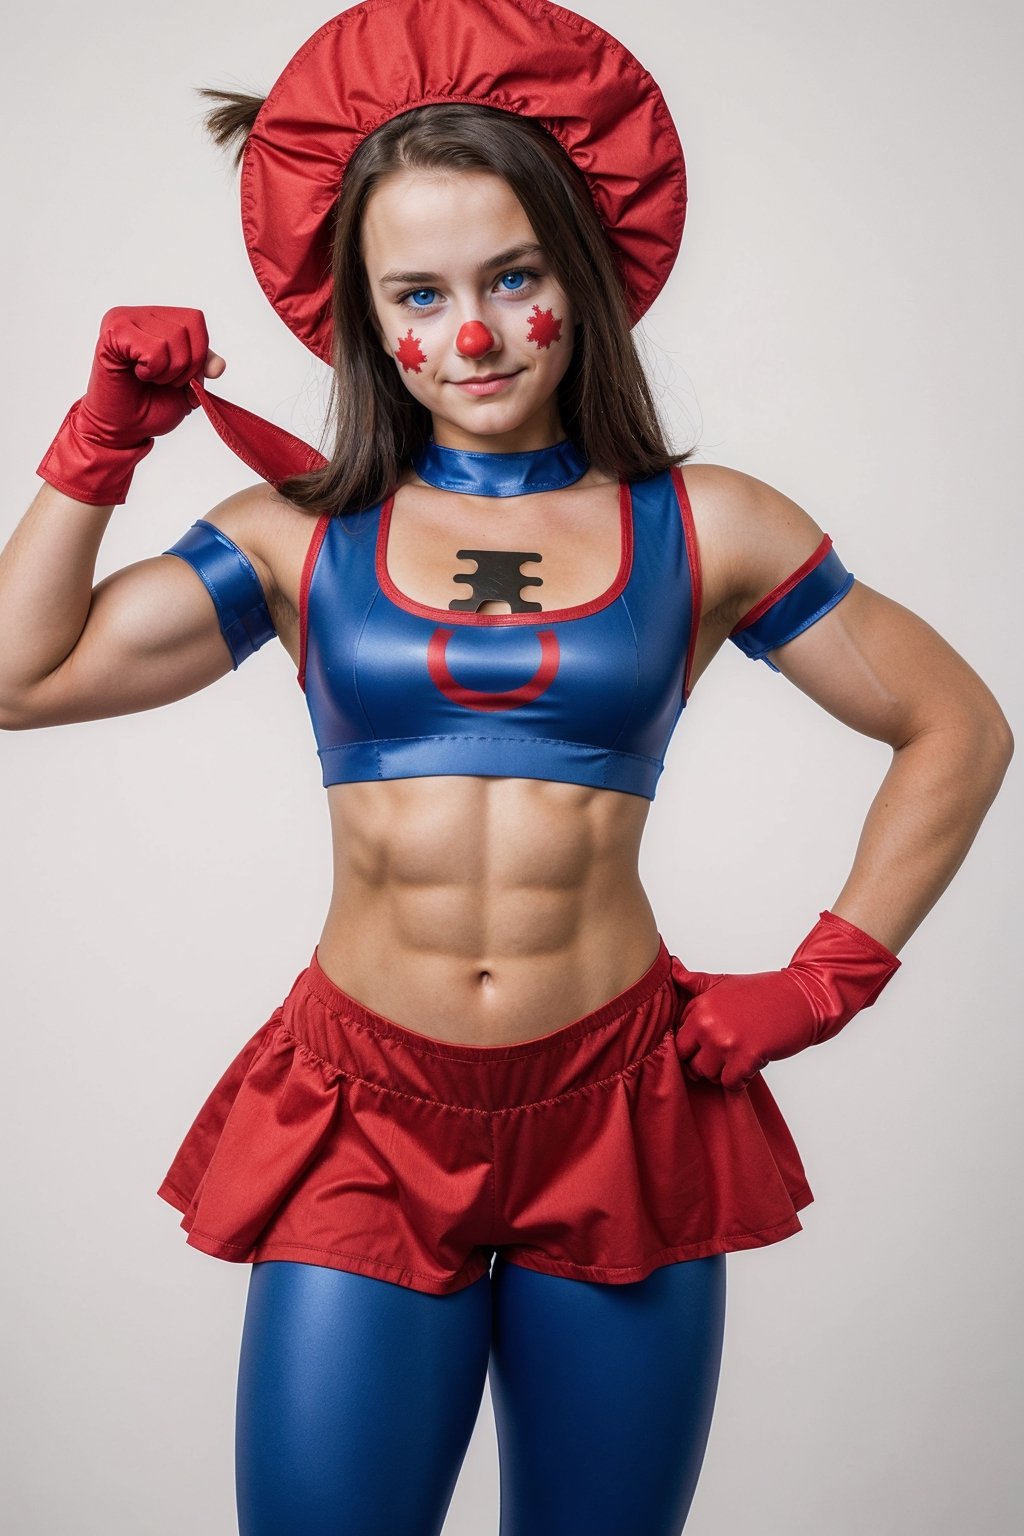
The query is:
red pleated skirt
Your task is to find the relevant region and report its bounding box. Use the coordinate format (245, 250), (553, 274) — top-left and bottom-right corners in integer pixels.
(157, 938), (814, 1295)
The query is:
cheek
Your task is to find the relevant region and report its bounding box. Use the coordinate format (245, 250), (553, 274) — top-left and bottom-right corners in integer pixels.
(525, 303), (565, 351)
(395, 327), (428, 373)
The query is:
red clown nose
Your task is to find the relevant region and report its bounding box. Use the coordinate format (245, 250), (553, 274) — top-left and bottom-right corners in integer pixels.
(455, 320), (495, 357)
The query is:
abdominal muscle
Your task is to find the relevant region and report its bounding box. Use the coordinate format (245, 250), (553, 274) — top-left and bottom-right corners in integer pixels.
(314, 773), (660, 1046)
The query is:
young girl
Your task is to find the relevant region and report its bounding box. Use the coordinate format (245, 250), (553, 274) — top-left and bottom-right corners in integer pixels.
(2, 3), (1012, 1533)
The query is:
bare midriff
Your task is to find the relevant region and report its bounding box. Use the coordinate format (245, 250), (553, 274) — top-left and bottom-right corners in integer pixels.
(314, 774), (660, 1046)
(264, 463), (731, 1048)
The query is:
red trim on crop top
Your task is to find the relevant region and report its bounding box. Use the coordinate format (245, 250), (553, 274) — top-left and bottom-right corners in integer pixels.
(375, 482), (635, 627)
(672, 467), (703, 701)
(297, 512), (331, 693)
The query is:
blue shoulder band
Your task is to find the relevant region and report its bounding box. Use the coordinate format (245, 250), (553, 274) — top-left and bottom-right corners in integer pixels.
(163, 519), (276, 669)
(729, 539), (854, 673)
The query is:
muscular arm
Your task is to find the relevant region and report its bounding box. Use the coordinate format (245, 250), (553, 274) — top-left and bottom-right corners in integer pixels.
(769, 579), (1012, 953)
(0, 480), (283, 729)
(688, 464), (1014, 954)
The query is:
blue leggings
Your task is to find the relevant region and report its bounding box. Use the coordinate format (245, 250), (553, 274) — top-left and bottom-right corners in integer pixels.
(235, 1252), (727, 1535)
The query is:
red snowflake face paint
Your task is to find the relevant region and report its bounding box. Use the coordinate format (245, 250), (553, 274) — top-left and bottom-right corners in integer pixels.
(455, 320), (495, 358)
(526, 304), (563, 350)
(395, 329), (427, 373)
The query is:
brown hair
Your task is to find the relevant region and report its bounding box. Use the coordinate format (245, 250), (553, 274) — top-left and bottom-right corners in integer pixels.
(195, 86), (700, 515)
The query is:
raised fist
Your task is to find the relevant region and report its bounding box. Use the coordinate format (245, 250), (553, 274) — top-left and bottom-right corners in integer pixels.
(37, 304), (226, 506)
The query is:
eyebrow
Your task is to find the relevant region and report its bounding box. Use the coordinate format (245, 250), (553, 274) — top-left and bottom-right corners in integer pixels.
(378, 243), (546, 287)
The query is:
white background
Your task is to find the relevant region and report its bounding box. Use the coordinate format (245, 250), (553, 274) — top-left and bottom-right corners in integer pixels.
(1, 1), (1020, 1532)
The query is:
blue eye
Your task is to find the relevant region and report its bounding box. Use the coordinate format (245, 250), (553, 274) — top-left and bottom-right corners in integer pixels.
(500, 271), (526, 291)
(407, 288), (436, 307)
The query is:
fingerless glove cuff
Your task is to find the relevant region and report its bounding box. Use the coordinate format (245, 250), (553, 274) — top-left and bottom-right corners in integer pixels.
(36, 400), (155, 506)
(787, 909), (902, 1046)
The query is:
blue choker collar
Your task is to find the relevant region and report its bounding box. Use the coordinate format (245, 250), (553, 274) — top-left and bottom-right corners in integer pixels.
(411, 437), (590, 497)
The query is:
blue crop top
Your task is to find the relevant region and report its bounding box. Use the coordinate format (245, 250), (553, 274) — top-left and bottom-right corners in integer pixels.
(163, 467), (855, 800)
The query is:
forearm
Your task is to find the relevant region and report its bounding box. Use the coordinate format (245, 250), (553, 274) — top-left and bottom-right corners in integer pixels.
(830, 712), (1013, 955)
(0, 480), (115, 706)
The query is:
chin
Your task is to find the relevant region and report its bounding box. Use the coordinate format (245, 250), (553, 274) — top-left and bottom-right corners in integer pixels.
(468, 396), (549, 425)
(441, 404), (533, 433)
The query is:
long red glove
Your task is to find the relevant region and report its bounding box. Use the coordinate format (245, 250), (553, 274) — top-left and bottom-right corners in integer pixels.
(673, 909), (901, 1092)
(36, 306), (214, 505)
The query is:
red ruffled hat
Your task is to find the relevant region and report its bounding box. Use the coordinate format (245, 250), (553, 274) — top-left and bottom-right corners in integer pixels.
(189, 0), (687, 481)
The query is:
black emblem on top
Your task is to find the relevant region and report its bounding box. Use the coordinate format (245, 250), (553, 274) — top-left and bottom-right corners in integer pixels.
(449, 549), (544, 612)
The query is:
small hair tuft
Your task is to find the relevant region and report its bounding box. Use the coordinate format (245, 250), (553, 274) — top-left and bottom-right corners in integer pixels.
(193, 86), (267, 169)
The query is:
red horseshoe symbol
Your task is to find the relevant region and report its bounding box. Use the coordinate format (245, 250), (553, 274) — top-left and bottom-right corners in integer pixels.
(426, 628), (559, 712)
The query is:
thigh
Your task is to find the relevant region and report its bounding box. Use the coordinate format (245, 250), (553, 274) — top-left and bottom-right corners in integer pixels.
(235, 1259), (493, 1536)
(488, 1254), (727, 1536)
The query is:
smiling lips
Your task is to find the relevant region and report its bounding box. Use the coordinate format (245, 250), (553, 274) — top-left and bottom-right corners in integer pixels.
(452, 372), (521, 395)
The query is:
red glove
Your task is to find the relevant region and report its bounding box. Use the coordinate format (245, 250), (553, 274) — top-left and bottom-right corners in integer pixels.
(673, 909), (901, 1092)
(36, 306), (217, 506)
